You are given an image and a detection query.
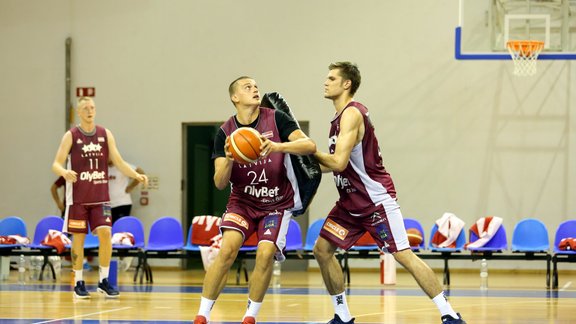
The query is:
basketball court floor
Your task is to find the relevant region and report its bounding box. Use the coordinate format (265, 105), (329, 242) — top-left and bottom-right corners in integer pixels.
(0, 266), (575, 324)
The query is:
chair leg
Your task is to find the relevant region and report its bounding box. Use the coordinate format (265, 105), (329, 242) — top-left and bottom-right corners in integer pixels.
(39, 255), (49, 281)
(443, 257), (450, 286)
(546, 254), (551, 289)
(552, 255), (558, 289)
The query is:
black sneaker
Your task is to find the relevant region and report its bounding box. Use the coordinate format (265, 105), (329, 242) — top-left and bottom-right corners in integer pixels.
(441, 313), (466, 324)
(97, 278), (119, 298)
(328, 314), (355, 324)
(73, 280), (90, 299)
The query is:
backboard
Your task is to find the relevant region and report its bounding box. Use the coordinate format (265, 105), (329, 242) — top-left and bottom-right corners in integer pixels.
(457, 0), (576, 59)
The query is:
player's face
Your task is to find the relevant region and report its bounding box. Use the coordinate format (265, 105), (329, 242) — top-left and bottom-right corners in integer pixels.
(324, 69), (347, 100)
(77, 99), (96, 123)
(232, 79), (261, 107)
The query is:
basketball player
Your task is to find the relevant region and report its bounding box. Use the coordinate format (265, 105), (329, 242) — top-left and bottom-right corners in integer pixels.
(51, 97), (148, 299)
(193, 76), (316, 324)
(312, 62), (466, 324)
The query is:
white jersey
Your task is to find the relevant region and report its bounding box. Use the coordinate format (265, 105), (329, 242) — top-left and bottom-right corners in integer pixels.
(108, 164), (135, 208)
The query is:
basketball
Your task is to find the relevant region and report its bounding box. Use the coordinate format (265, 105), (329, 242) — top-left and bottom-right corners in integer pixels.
(227, 127), (262, 164)
(406, 228), (423, 247)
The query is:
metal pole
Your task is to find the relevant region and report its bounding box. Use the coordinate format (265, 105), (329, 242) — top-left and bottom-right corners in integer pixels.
(65, 37), (72, 131)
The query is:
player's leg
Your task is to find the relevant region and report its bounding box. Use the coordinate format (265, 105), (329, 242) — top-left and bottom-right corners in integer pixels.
(313, 236), (354, 324)
(95, 225), (118, 297)
(195, 228), (244, 323)
(381, 205), (466, 323)
(65, 204), (90, 298)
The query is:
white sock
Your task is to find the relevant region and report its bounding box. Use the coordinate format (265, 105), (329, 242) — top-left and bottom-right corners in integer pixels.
(432, 292), (459, 319)
(74, 270), (83, 283)
(198, 296), (216, 320)
(331, 292), (352, 322)
(243, 299), (262, 319)
(99, 266), (109, 282)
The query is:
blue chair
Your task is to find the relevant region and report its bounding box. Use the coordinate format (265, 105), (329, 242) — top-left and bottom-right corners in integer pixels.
(285, 219), (303, 251)
(552, 220), (576, 288)
(512, 218), (549, 252)
(404, 218), (426, 251)
(467, 225), (508, 252)
(137, 217), (184, 283)
(429, 224), (466, 252)
(303, 218), (325, 251)
(428, 224), (466, 286)
(511, 218), (551, 288)
(112, 216), (145, 249)
(0, 216), (28, 249)
(28, 216), (64, 280)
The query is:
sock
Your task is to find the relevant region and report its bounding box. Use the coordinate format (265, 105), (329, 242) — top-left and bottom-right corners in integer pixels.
(243, 299), (262, 319)
(74, 270), (83, 283)
(99, 266), (109, 282)
(432, 292), (459, 319)
(198, 296), (216, 320)
(331, 292), (352, 322)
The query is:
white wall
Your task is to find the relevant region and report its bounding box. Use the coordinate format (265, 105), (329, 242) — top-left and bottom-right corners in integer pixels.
(1, 0), (574, 269)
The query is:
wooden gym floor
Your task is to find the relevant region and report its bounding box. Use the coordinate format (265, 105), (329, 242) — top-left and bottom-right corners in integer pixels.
(0, 265), (575, 324)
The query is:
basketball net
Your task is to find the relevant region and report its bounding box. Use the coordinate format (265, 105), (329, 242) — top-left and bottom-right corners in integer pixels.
(506, 40), (545, 76)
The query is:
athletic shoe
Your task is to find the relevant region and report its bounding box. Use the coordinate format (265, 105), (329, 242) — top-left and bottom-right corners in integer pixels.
(73, 280), (90, 299)
(242, 316), (256, 324)
(193, 315), (208, 324)
(97, 278), (119, 298)
(441, 313), (466, 324)
(328, 314), (355, 324)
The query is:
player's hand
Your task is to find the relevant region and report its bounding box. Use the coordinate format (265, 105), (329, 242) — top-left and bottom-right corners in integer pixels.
(62, 170), (78, 183)
(259, 137), (279, 158)
(224, 137), (234, 161)
(137, 174), (149, 188)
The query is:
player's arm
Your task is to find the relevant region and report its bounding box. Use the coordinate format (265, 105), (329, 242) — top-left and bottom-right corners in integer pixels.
(213, 129), (234, 190)
(106, 129), (148, 187)
(260, 129), (316, 157)
(51, 131), (77, 182)
(314, 107), (362, 172)
(50, 181), (65, 212)
(126, 166), (145, 193)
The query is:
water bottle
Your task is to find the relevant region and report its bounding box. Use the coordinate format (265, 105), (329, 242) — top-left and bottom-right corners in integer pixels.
(271, 260), (281, 288)
(18, 255), (26, 284)
(480, 258), (488, 290)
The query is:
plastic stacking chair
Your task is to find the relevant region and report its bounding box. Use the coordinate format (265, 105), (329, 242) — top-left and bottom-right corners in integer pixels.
(404, 218), (426, 251)
(552, 220), (576, 288)
(0, 216), (28, 249)
(511, 218), (551, 287)
(28, 216), (64, 280)
(184, 215), (221, 252)
(467, 225), (508, 252)
(303, 218), (325, 252)
(512, 218), (549, 252)
(137, 217), (184, 283)
(285, 219), (303, 252)
(428, 224), (466, 286)
(112, 216), (145, 249)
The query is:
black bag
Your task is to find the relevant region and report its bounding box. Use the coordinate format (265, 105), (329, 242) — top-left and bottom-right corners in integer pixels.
(260, 92), (322, 216)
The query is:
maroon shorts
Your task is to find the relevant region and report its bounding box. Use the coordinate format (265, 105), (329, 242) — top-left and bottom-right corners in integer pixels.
(63, 203), (112, 234)
(220, 204), (292, 261)
(319, 202), (410, 253)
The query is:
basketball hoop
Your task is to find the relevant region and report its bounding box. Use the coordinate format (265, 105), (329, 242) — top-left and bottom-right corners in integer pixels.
(506, 40), (545, 76)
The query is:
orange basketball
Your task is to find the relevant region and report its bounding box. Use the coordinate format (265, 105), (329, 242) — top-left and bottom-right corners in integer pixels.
(227, 127), (262, 164)
(406, 228), (423, 247)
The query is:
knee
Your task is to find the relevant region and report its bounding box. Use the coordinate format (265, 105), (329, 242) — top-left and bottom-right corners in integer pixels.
(216, 245), (240, 267)
(313, 242), (333, 263)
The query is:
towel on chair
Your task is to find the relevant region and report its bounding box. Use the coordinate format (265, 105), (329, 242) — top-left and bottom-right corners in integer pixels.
(431, 212), (465, 248)
(465, 216), (503, 249)
(41, 230), (71, 254)
(559, 237), (576, 251)
(111, 232), (135, 246)
(0, 235), (30, 245)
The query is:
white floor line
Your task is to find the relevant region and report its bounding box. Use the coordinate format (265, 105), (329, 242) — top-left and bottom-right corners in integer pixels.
(32, 306), (132, 324)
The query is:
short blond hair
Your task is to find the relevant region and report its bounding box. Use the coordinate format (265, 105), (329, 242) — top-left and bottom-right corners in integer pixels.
(77, 97), (94, 109)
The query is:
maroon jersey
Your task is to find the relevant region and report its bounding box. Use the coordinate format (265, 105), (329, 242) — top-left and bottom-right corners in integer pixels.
(65, 125), (110, 204)
(329, 101), (397, 217)
(221, 107), (298, 213)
